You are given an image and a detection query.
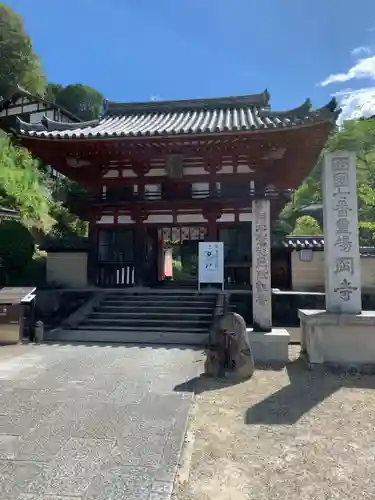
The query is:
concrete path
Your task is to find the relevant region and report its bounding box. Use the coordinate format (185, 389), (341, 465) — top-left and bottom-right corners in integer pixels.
(0, 343), (203, 499)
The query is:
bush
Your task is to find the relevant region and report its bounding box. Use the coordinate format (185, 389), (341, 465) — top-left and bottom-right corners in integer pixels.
(0, 220), (34, 284)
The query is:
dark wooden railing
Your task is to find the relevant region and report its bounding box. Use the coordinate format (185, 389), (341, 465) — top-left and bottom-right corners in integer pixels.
(96, 262), (135, 287)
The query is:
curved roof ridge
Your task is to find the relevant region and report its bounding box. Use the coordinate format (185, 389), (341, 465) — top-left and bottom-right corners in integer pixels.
(41, 116), (100, 131)
(16, 117), (47, 132)
(258, 97), (340, 123)
(312, 98), (341, 120)
(104, 89), (271, 115)
(259, 98), (312, 118)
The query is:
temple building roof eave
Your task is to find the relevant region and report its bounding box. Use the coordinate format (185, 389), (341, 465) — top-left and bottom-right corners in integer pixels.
(11, 91), (338, 141)
(14, 113), (336, 142)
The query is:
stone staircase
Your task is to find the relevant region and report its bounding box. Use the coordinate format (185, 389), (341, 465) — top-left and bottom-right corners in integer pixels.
(47, 290), (217, 346)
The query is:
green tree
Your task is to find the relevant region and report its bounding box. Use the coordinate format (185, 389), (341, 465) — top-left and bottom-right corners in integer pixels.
(291, 216), (323, 236)
(0, 134), (52, 230)
(45, 83), (63, 103)
(328, 118), (375, 244)
(46, 83), (103, 120)
(277, 117), (375, 244)
(49, 203), (88, 238)
(0, 4), (46, 97)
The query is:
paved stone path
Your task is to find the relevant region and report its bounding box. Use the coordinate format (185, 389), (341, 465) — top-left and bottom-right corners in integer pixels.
(0, 343), (203, 499)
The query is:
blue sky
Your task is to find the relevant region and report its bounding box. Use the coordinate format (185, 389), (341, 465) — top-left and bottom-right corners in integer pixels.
(5, 0), (375, 120)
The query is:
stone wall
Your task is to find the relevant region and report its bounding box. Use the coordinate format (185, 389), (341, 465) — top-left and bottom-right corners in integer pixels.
(291, 251), (375, 291)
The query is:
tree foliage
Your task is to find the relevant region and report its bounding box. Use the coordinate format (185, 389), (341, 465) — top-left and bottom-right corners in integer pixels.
(278, 117), (375, 245)
(291, 216), (322, 236)
(0, 134), (52, 230)
(46, 83), (103, 120)
(0, 4), (46, 98)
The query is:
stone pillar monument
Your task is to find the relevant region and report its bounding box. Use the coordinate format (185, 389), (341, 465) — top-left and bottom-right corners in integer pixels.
(323, 151), (361, 314)
(248, 198), (290, 364)
(251, 199), (272, 332)
(299, 151), (375, 370)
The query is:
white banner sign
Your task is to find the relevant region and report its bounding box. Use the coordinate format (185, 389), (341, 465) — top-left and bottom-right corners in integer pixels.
(198, 242), (224, 289)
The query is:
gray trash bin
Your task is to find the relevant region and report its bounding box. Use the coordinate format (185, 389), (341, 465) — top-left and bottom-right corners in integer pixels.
(0, 287), (36, 345)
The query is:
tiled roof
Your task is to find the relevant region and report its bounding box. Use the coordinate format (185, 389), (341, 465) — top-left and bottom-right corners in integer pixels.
(0, 206), (20, 220)
(285, 237), (324, 250)
(14, 92), (340, 140)
(285, 236), (375, 256)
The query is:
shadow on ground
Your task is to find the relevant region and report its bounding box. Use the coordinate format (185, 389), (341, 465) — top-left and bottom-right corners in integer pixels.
(245, 357), (375, 425)
(174, 360), (287, 395)
(174, 374), (245, 394)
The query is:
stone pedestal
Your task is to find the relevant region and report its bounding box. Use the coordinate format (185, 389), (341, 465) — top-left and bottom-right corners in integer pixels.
(299, 310), (375, 370)
(247, 328), (290, 365)
(299, 150), (375, 371)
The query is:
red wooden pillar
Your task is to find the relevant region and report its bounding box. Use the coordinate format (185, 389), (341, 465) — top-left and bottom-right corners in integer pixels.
(206, 217), (217, 241)
(205, 207), (220, 242)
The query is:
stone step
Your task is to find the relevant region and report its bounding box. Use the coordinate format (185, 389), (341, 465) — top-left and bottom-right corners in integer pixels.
(84, 317), (210, 328)
(77, 324), (209, 333)
(101, 299), (215, 307)
(90, 311), (212, 320)
(45, 329), (208, 346)
(96, 305), (214, 313)
(103, 294), (216, 301)
(105, 289), (217, 298)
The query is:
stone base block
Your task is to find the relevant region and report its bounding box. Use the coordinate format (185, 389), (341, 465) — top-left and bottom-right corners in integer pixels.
(246, 328), (290, 364)
(299, 309), (375, 371)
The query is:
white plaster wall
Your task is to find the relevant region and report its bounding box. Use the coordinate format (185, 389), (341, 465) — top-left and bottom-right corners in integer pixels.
(46, 252), (88, 288)
(184, 166), (206, 175)
(239, 212), (253, 222)
(122, 169), (137, 178)
(22, 103), (40, 113)
(145, 168), (166, 176)
(118, 215), (134, 224)
(103, 169), (119, 178)
(217, 213), (235, 223)
(177, 213), (206, 223)
(192, 182), (209, 198)
(29, 111), (45, 123)
(291, 251), (375, 291)
(97, 215), (114, 224)
(0, 105), (22, 117)
(145, 214), (174, 223)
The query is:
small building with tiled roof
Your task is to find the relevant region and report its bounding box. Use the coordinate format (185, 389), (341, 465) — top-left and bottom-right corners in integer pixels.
(0, 86), (81, 132)
(0, 206), (20, 221)
(13, 90), (339, 291)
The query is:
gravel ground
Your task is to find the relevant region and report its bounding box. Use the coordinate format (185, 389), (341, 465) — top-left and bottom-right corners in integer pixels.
(176, 346), (375, 500)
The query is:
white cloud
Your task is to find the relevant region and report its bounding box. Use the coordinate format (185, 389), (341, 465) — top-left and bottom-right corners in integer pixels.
(319, 55), (375, 86)
(351, 46), (372, 56)
(336, 87), (375, 124)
